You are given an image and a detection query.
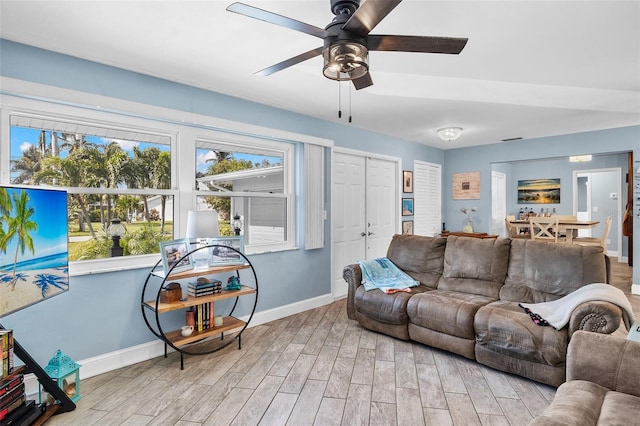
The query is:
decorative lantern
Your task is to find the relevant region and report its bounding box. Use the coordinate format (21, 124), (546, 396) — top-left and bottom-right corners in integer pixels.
(108, 218), (125, 257)
(39, 349), (81, 403)
(232, 213), (244, 236)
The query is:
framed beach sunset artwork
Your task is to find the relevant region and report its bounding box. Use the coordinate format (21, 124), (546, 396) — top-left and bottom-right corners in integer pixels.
(1, 186), (69, 317)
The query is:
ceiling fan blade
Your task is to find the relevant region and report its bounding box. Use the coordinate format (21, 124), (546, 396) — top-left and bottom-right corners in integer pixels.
(352, 72), (374, 90)
(368, 35), (468, 54)
(342, 0), (402, 36)
(255, 47), (324, 76)
(226, 2), (329, 39)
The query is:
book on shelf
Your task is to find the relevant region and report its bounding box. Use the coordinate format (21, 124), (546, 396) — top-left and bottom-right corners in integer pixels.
(0, 383), (25, 421)
(187, 289), (215, 297)
(0, 399), (37, 426)
(192, 302), (216, 331)
(0, 331), (14, 379)
(1, 400), (45, 426)
(0, 375), (23, 399)
(0, 383), (24, 410)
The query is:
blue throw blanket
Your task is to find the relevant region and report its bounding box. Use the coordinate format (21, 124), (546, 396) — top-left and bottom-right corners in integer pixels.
(358, 258), (419, 293)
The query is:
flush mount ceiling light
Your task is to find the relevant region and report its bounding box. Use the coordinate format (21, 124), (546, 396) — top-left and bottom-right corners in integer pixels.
(437, 127), (463, 141)
(323, 41), (369, 81)
(569, 155), (593, 162)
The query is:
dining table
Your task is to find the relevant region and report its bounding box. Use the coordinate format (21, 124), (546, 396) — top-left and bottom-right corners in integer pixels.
(509, 219), (600, 243)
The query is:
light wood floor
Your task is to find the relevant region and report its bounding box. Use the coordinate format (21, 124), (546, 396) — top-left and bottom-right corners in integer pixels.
(46, 262), (637, 426)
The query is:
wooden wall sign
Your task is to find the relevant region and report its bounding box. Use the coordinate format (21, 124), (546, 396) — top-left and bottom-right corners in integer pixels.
(452, 172), (480, 200)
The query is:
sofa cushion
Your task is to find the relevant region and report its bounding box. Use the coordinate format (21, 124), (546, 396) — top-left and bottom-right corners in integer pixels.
(386, 234), (446, 289)
(529, 381), (640, 426)
(437, 236), (511, 298)
(501, 239), (607, 303)
(354, 284), (431, 325)
(474, 300), (568, 366)
(407, 290), (496, 339)
(528, 380), (608, 425)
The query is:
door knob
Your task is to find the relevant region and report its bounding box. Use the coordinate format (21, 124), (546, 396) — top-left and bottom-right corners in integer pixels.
(368, 231), (374, 236)
(361, 232), (366, 237)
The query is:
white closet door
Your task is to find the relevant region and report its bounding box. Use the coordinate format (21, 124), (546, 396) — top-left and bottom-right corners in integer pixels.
(414, 161), (441, 236)
(366, 157), (397, 259)
(332, 152), (366, 299)
(331, 152), (399, 299)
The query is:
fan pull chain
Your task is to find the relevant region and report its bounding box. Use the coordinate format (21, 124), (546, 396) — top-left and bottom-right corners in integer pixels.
(349, 84), (352, 123)
(338, 81), (342, 119)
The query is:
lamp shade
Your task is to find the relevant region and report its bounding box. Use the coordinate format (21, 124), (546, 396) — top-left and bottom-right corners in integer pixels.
(185, 210), (219, 239)
(322, 41), (369, 81)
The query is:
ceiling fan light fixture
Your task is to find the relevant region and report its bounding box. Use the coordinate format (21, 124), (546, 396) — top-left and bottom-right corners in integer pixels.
(323, 41), (369, 81)
(437, 127), (463, 141)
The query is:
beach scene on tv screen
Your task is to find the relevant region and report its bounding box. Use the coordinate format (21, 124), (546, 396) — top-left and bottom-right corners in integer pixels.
(1, 186), (69, 317)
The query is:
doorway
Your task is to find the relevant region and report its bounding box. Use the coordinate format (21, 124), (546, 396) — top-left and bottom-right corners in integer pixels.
(491, 171), (507, 237)
(573, 168), (622, 259)
(331, 150), (399, 299)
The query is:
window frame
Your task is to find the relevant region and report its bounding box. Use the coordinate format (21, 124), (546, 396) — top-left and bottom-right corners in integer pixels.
(0, 91), (303, 276)
(194, 134), (295, 253)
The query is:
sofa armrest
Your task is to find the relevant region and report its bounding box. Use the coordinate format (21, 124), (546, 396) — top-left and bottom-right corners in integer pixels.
(567, 331), (640, 397)
(343, 264), (362, 320)
(568, 301), (622, 336)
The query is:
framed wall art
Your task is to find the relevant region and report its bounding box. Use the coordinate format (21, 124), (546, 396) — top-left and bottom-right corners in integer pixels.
(452, 172), (481, 200)
(402, 198), (414, 216)
(517, 178), (560, 204)
(403, 170), (413, 193)
(402, 221), (414, 235)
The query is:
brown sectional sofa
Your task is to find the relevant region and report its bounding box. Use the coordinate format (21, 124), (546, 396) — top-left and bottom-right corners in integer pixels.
(529, 331), (640, 425)
(343, 234), (626, 387)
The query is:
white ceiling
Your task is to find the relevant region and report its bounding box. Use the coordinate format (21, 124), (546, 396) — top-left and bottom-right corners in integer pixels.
(1, 0), (639, 150)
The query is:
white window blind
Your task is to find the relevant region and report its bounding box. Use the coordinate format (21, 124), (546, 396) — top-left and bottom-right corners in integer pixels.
(414, 161), (441, 236)
(305, 144), (324, 249)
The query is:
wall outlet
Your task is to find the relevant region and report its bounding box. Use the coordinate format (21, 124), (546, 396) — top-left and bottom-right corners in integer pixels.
(606, 239), (611, 245)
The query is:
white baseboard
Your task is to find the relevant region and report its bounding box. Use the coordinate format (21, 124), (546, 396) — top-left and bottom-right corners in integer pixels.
(24, 292), (336, 397)
(632, 283), (640, 295)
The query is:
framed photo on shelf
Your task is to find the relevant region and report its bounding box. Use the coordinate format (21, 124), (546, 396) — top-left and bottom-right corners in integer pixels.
(160, 239), (193, 274)
(402, 221), (414, 235)
(403, 170), (413, 193)
(402, 198), (414, 216)
(207, 236), (245, 266)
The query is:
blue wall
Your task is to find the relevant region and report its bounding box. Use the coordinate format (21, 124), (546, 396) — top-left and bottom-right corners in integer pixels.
(444, 129), (639, 281)
(0, 39), (441, 366)
(1, 39), (638, 370)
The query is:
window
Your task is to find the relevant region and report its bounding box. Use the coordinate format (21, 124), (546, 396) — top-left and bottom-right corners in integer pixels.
(195, 137), (294, 252)
(1, 89), (307, 273)
(9, 115), (174, 262)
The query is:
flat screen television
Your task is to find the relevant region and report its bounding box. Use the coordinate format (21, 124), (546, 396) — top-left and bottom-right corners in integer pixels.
(0, 185), (69, 317)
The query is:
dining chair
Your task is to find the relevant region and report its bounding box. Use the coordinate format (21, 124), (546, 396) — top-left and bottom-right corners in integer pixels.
(529, 217), (561, 242)
(505, 215), (528, 239)
(572, 216), (612, 249)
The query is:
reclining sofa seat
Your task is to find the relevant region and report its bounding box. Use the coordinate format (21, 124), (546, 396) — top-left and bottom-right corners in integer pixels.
(344, 234), (615, 387)
(346, 235), (446, 340)
(407, 236), (511, 360)
(474, 238), (608, 386)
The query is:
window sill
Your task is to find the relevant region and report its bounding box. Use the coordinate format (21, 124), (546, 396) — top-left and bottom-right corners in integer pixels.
(69, 254), (160, 276)
(68, 246), (302, 276)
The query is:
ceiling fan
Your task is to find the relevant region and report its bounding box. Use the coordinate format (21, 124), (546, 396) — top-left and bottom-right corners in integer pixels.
(226, 0), (468, 90)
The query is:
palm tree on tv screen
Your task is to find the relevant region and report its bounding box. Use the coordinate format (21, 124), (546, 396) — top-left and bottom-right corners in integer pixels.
(5, 190), (37, 290)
